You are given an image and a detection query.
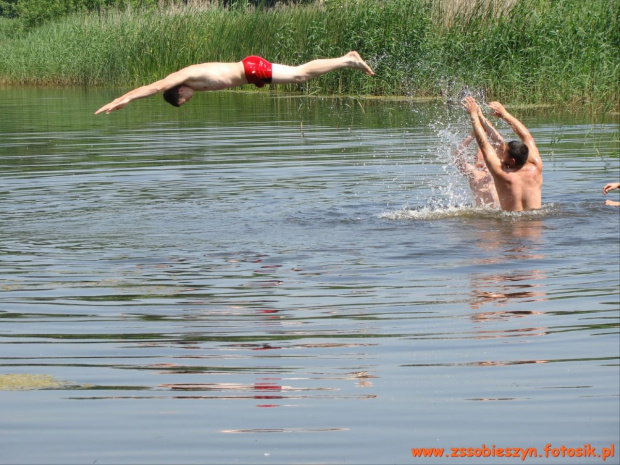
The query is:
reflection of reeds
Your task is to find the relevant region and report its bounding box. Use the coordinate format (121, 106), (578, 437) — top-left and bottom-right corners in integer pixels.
(0, 0), (617, 106)
(0, 373), (73, 390)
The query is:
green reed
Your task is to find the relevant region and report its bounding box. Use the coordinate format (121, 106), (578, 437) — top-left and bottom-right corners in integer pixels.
(0, 0), (617, 106)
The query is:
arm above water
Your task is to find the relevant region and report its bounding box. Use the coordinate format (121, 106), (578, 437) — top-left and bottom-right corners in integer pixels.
(456, 132), (475, 152)
(478, 107), (504, 149)
(603, 183), (620, 205)
(451, 132), (476, 175)
(462, 97), (503, 176)
(488, 101), (533, 146)
(488, 100), (541, 169)
(95, 69), (191, 115)
(603, 182), (620, 195)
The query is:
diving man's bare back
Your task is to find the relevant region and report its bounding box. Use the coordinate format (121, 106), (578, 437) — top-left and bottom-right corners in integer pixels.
(181, 62), (247, 91)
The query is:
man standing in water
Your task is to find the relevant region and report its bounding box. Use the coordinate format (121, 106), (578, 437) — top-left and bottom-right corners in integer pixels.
(461, 96), (543, 211)
(95, 51), (374, 114)
(450, 131), (499, 208)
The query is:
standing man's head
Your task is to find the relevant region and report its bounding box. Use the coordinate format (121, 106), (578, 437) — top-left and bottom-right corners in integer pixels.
(503, 140), (529, 168)
(163, 85), (195, 107)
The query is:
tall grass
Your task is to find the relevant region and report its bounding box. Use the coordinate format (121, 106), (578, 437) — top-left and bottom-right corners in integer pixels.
(0, 0), (618, 106)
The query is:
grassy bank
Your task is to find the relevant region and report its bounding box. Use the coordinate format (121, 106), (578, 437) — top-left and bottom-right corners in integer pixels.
(0, 0), (618, 107)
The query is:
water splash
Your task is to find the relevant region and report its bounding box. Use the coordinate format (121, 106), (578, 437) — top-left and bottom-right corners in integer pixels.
(421, 103), (480, 209)
(380, 203), (562, 221)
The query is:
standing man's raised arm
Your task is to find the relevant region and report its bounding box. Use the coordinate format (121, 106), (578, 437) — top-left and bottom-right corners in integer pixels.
(95, 70), (189, 115)
(461, 97), (503, 176)
(488, 101), (534, 145)
(478, 107), (504, 149)
(488, 100), (542, 169)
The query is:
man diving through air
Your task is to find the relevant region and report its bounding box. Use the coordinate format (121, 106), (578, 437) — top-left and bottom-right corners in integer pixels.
(95, 51), (374, 114)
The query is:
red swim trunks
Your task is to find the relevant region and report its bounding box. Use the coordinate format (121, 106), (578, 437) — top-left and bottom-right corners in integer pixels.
(242, 56), (273, 88)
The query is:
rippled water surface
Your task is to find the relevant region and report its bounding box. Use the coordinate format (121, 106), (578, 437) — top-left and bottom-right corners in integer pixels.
(1, 88), (618, 464)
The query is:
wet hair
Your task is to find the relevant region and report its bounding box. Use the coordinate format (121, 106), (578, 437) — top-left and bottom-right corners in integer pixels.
(507, 140), (529, 167)
(163, 85), (183, 107)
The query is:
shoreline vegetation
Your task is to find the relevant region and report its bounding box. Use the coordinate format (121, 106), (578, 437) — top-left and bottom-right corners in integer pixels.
(0, 0), (618, 109)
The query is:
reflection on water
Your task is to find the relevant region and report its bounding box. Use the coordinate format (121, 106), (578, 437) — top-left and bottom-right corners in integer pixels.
(0, 88), (618, 464)
(469, 219), (547, 313)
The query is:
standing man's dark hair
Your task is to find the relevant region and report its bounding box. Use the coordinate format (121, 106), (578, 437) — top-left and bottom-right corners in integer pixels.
(507, 140), (529, 167)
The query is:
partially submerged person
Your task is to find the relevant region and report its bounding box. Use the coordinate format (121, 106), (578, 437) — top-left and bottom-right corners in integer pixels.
(461, 96), (543, 212)
(95, 51), (374, 114)
(451, 131), (499, 208)
(602, 182), (620, 206)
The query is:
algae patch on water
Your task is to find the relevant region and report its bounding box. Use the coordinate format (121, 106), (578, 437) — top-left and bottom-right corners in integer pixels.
(0, 374), (73, 390)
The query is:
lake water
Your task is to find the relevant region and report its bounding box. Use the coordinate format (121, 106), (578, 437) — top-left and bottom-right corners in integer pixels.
(0, 87), (618, 464)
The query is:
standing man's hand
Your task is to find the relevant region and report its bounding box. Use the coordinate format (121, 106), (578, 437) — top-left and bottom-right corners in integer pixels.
(488, 101), (508, 119)
(461, 96), (480, 115)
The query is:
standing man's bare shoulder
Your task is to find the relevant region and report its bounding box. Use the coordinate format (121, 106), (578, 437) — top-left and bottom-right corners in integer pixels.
(519, 125), (542, 170)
